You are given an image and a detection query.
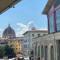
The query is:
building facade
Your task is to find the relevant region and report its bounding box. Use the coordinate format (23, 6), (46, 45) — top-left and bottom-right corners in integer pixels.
(8, 38), (23, 54)
(32, 0), (60, 60)
(43, 0), (60, 33)
(23, 30), (48, 57)
(0, 25), (24, 55)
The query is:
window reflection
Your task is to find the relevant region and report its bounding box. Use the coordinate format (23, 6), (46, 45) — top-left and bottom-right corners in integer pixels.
(56, 9), (60, 31)
(49, 13), (54, 33)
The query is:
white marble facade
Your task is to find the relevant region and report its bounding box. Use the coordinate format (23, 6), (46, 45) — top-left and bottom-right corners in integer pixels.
(32, 32), (60, 60)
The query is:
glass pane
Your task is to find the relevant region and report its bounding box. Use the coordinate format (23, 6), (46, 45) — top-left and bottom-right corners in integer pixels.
(56, 9), (60, 31)
(49, 13), (54, 33)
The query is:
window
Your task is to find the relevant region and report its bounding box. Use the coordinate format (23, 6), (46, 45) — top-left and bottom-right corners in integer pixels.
(45, 46), (48, 60)
(57, 40), (60, 60)
(50, 46), (54, 60)
(24, 40), (27, 42)
(10, 45), (13, 47)
(49, 13), (54, 33)
(43, 34), (46, 36)
(1, 42), (6, 44)
(18, 40), (20, 42)
(35, 44), (37, 56)
(38, 34), (40, 37)
(24, 45), (27, 48)
(41, 45), (44, 58)
(56, 9), (60, 32)
(32, 34), (34, 37)
(16, 48), (17, 50)
(10, 41), (12, 43)
(38, 46), (40, 57)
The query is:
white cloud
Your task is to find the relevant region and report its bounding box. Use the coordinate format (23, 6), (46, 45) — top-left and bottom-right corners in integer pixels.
(16, 21), (34, 37)
(16, 21), (48, 37)
(27, 21), (33, 27)
(0, 28), (3, 37)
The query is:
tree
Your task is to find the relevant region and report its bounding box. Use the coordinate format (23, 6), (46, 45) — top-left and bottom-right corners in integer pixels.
(0, 46), (5, 58)
(4, 45), (16, 58)
(0, 45), (16, 58)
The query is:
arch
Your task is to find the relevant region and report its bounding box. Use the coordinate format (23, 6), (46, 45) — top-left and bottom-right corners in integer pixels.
(50, 45), (54, 60)
(44, 46), (48, 60)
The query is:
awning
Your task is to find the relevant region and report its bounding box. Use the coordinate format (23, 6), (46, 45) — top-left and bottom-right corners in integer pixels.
(0, 0), (21, 14)
(43, 0), (54, 14)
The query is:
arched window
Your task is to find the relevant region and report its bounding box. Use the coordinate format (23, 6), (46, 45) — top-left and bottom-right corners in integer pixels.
(57, 40), (60, 60)
(45, 46), (48, 60)
(41, 45), (44, 58)
(50, 46), (54, 60)
(38, 46), (40, 57)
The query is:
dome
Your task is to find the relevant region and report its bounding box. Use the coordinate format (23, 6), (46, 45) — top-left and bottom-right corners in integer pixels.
(2, 25), (16, 38)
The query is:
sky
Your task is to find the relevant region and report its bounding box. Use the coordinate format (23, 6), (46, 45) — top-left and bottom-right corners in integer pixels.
(0, 0), (48, 37)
